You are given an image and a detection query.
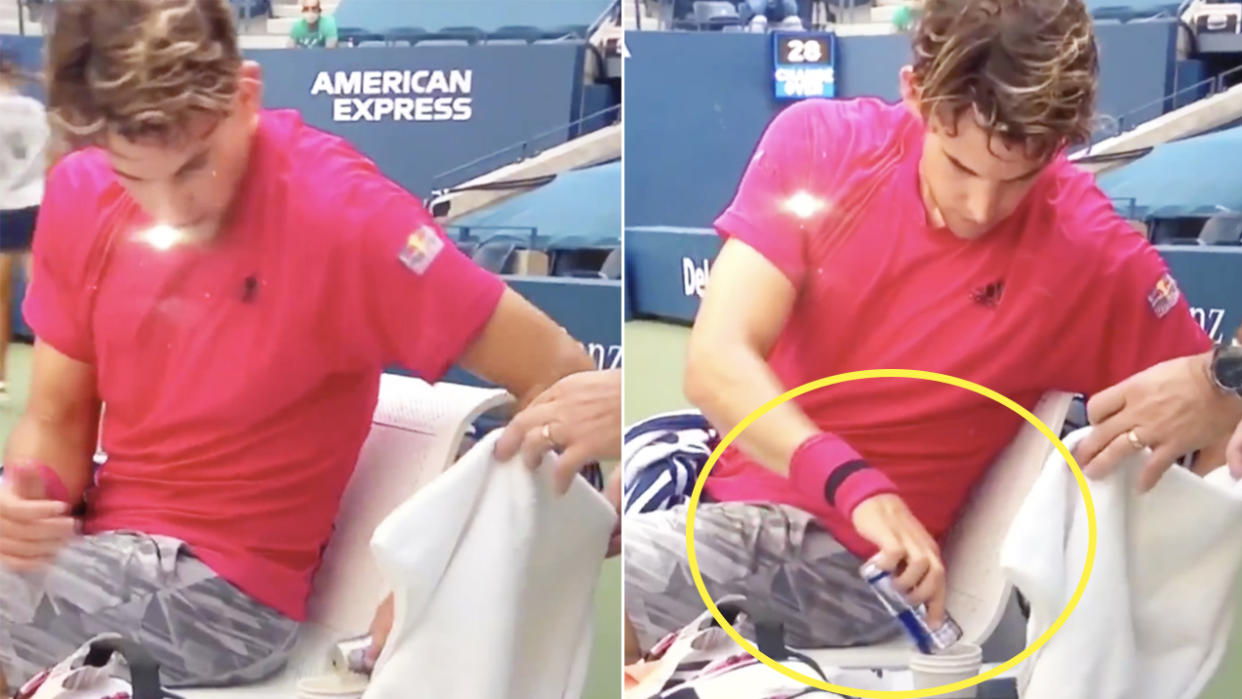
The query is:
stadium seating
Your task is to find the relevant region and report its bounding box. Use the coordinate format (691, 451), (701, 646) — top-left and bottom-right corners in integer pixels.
(1087, 0), (1180, 21)
(471, 237), (521, 273)
(332, 0), (609, 39)
(453, 161), (619, 244)
(449, 160), (620, 276)
(1098, 124), (1242, 221)
(675, 1), (742, 30)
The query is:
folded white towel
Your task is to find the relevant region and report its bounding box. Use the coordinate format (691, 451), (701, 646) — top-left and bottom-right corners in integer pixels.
(1002, 428), (1242, 699)
(363, 431), (616, 699)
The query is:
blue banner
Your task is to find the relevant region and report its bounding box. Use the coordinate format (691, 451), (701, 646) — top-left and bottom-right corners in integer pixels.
(1160, 246), (1242, 344)
(625, 226), (720, 324)
(256, 43), (586, 195)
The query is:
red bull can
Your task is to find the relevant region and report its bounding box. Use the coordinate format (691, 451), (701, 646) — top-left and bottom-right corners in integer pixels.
(860, 561), (963, 654)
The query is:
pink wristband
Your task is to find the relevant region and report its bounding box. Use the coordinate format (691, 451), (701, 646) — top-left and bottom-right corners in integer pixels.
(788, 433), (897, 517)
(2, 463), (73, 504)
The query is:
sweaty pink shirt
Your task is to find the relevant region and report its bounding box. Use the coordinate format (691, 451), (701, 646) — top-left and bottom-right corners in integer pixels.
(25, 110), (505, 620)
(707, 98), (1210, 558)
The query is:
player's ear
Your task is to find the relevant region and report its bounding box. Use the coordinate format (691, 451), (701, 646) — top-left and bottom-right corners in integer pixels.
(237, 60), (264, 112)
(899, 66), (921, 118)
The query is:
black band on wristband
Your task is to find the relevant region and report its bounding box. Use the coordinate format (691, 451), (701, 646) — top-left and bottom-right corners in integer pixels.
(824, 459), (872, 506)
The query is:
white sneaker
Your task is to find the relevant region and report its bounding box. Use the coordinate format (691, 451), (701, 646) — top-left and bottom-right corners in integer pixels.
(779, 16), (804, 29)
(749, 15), (768, 32)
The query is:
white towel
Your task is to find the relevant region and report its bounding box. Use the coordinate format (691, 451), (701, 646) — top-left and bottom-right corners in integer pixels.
(363, 431), (616, 699)
(1001, 427), (1242, 699)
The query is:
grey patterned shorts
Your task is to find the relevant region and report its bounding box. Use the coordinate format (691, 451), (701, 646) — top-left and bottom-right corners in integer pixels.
(625, 502), (899, 651)
(0, 532), (300, 689)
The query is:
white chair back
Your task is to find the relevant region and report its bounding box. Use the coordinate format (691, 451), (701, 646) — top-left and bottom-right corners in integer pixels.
(309, 375), (513, 635)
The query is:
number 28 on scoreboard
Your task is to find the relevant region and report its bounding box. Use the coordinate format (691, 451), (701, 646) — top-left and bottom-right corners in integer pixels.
(772, 32), (837, 100)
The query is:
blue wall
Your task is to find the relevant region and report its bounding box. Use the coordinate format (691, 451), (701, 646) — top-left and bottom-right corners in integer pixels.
(443, 276), (622, 386)
(0, 35), (44, 100)
(1160, 247), (1242, 345)
(625, 22), (1179, 229)
(4, 39), (588, 197)
(625, 226), (718, 324)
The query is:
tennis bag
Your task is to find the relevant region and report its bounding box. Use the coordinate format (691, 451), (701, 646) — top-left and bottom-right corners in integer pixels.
(13, 634), (179, 699)
(624, 597), (851, 699)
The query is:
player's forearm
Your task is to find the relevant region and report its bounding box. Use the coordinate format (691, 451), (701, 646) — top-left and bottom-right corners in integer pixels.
(686, 337), (898, 514)
(683, 341), (819, 474)
(511, 331), (596, 409)
(4, 404), (99, 504)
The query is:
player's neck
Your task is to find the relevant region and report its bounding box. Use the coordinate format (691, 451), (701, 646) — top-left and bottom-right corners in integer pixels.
(915, 156), (948, 231)
(216, 119), (261, 237)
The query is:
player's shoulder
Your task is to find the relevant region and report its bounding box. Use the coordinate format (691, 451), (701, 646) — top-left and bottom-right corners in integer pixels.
(770, 95), (904, 126)
(48, 148), (112, 190)
(1039, 157), (1160, 273)
(44, 148), (129, 223)
(269, 110), (429, 244)
(274, 109), (412, 206)
(769, 97), (911, 147)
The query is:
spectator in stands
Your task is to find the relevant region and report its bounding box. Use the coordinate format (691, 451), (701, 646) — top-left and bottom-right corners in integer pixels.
(623, 0), (1221, 660)
(0, 0), (599, 692)
(739, 0), (803, 31)
(892, 3), (917, 31)
(288, 0), (337, 48)
(0, 54), (48, 405)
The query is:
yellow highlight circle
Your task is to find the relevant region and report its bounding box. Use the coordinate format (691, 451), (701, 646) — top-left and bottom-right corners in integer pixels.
(683, 369), (1097, 698)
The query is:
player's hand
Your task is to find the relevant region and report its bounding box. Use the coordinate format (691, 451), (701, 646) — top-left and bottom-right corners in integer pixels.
(1078, 353), (1242, 491)
(0, 464), (77, 572)
(852, 493), (947, 626)
(494, 369), (622, 494)
(365, 593), (395, 671)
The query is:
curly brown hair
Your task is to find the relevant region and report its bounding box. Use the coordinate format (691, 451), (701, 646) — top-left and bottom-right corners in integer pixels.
(45, 0), (242, 147)
(911, 0), (1099, 160)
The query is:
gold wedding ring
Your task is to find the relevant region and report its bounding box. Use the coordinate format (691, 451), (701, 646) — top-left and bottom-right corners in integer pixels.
(542, 423), (561, 450)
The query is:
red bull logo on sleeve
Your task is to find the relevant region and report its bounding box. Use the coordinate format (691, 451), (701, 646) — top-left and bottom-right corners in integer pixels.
(398, 225), (444, 275)
(1147, 273), (1181, 318)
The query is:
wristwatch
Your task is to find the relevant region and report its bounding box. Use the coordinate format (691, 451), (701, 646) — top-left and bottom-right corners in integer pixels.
(1208, 343), (1242, 399)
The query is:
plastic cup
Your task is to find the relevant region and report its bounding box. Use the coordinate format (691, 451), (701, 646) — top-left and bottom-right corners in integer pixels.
(908, 642), (983, 698)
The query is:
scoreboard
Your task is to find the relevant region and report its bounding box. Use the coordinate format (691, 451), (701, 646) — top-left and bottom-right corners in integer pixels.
(772, 32), (837, 100)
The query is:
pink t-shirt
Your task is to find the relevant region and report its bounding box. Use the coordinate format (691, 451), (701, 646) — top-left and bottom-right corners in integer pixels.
(707, 98), (1211, 559)
(24, 110), (505, 620)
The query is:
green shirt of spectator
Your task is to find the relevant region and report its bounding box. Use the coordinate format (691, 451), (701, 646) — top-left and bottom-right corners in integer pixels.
(290, 3), (339, 48)
(892, 4), (916, 32)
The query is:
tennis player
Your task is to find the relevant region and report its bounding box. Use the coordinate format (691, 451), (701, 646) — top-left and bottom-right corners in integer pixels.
(624, 0), (1218, 657)
(0, 0), (595, 690)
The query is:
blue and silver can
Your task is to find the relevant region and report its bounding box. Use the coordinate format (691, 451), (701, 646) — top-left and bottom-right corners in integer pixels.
(859, 561), (963, 654)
